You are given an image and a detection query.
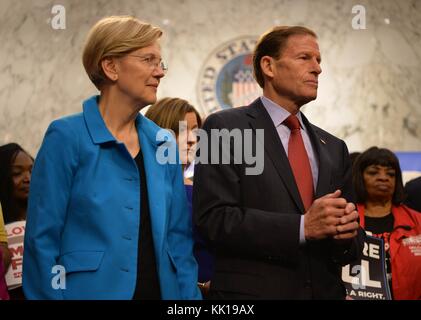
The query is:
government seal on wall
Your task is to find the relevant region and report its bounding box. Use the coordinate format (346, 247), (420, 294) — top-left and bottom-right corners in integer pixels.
(197, 36), (262, 116)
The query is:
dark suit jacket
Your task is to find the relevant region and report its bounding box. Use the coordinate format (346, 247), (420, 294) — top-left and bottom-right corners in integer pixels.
(193, 98), (364, 299)
(404, 176), (421, 213)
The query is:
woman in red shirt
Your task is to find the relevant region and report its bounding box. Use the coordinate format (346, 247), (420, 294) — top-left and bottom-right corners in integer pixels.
(353, 147), (421, 300)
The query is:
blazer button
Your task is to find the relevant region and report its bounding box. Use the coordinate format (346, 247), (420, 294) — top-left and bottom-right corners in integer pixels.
(120, 267), (129, 273)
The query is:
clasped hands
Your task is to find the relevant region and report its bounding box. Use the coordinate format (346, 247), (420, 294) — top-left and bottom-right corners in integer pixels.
(304, 189), (359, 241)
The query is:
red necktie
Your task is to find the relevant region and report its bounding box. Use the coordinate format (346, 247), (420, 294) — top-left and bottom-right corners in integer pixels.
(284, 115), (314, 211)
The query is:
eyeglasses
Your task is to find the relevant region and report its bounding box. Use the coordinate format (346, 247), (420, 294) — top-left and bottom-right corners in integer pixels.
(126, 54), (168, 74)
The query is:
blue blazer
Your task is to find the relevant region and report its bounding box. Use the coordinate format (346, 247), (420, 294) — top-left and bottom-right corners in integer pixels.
(23, 96), (201, 300)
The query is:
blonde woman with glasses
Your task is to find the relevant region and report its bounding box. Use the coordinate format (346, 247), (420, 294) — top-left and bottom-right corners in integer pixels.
(23, 16), (200, 300)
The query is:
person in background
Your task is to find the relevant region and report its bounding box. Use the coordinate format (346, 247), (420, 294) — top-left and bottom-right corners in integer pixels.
(0, 143), (33, 300)
(0, 143), (33, 224)
(353, 146), (421, 299)
(349, 152), (361, 167)
(0, 203), (11, 274)
(146, 98), (214, 296)
(145, 98), (202, 182)
(0, 203), (10, 300)
(23, 16), (200, 300)
(404, 176), (421, 213)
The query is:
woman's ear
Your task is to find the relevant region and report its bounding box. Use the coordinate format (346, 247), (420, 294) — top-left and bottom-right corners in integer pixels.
(101, 57), (118, 82)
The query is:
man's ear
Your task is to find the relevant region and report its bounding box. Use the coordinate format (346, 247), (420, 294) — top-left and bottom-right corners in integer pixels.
(260, 56), (274, 79)
(101, 57), (118, 82)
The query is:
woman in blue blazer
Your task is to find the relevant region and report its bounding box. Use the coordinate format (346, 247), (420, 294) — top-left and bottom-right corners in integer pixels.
(22, 16), (201, 300)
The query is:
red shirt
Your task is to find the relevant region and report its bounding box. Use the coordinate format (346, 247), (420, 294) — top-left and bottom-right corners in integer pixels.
(358, 204), (421, 300)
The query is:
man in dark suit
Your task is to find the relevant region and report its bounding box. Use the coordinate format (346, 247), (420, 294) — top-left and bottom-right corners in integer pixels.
(193, 26), (364, 299)
(404, 176), (421, 212)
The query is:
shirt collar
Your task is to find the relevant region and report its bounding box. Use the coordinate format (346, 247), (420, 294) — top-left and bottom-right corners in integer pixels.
(260, 96), (305, 129)
(83, 95), (117, 144)
(83, 95), (166, 147)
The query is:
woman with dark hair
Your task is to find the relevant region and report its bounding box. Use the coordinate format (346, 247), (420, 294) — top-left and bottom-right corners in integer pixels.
(353, 146), (421, 299)
(0, 143), (33, 224)
(0, 143), (33, 300)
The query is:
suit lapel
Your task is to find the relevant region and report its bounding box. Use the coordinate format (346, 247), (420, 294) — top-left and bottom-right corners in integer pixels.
(247, 99), (305, 212)
(301, 114), (332, 198)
